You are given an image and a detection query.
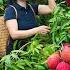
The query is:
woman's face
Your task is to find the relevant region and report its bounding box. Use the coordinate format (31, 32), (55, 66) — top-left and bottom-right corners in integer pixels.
(18, 0), (27, 2)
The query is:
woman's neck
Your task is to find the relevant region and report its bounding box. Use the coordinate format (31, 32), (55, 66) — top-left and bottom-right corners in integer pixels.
(17, 0), (27, 8)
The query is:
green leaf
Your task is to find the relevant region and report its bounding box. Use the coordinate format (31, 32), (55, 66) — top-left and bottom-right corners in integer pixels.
(13, 40), (18, 50)
(17, 64), (25, 70)
(4, 55), (12, 67)
(0, 0), (3, 5)
(11, 53), (19, 60)
(35, 65), (45, 70)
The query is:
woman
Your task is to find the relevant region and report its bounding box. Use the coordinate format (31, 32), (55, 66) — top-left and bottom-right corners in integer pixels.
(4, 0), (56, 54)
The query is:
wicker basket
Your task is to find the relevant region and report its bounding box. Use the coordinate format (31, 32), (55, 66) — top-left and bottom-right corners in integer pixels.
(0, 16), (9, 57)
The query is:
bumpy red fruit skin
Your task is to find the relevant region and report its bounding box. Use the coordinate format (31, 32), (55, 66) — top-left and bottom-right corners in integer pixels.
(66, 0), (70, 6)
(61, 48), (70, 63)
(56, 62), (70, 70)
(49, 69), (56, 70)
(63, 43), (70, 48)
(47, 52), (61, 69)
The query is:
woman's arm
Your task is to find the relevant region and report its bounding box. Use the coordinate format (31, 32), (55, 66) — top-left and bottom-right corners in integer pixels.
(38, 0), (56, 14)
(6, 19), (50, 40)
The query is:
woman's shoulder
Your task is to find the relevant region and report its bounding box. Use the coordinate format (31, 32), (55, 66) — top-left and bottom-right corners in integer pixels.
(5, 5), (15, 11)
(4, 5), (16, 21)
(30, 3), (39, 15)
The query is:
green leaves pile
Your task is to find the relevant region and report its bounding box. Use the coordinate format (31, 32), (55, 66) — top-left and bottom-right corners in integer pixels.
(48, 2), (70, 45)
(0, 34), (60, 70)
(0, 0), (4, 16)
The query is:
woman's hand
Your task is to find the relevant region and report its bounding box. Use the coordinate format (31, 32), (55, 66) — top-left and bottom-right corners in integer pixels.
(36, 25), (50, 35)
(38, 0), (56, 14)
